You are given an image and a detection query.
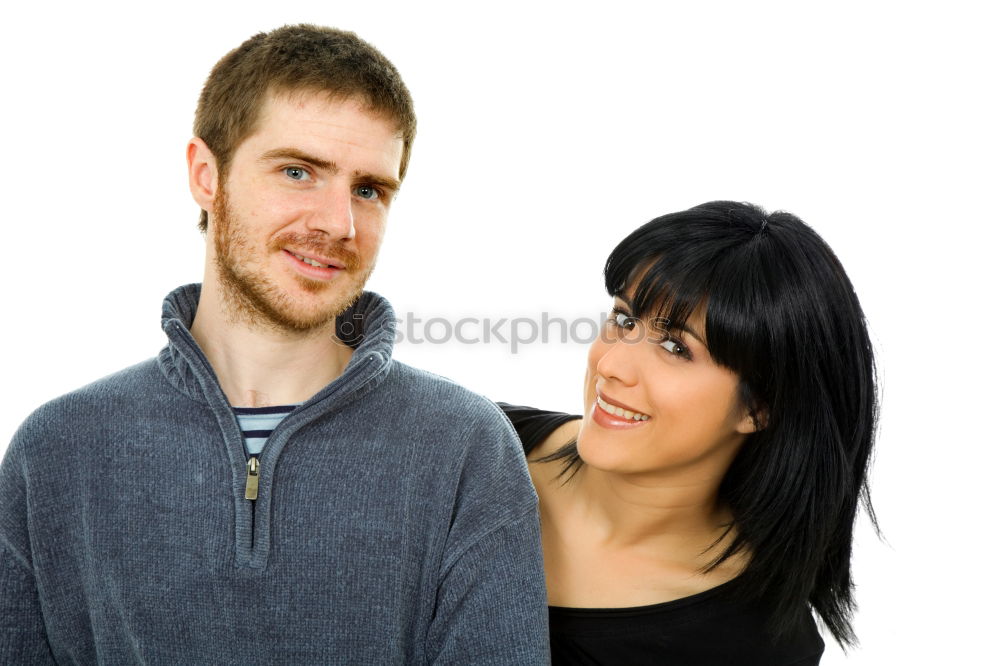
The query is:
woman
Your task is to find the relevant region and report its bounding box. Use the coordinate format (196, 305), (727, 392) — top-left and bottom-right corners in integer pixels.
(501, 201), (877, 664)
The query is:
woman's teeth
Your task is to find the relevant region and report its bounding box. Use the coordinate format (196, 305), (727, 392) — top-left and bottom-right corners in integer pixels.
(597, 395), (650, 421)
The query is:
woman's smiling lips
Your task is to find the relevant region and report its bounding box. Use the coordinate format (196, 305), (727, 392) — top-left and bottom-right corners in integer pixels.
(590, 389), (651, 429)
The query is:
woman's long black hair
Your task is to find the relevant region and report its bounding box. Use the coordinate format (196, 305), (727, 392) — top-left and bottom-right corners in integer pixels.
(543, 201), (878, 646)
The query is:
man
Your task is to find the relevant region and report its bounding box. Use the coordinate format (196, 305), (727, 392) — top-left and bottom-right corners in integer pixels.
(0, 25), (547, 664)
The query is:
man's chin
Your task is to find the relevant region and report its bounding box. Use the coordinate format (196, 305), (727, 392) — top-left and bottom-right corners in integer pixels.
(290, 272), (340, 295)
(215, 252), (372, 334)
(263, 295), (360, 334)
(219, 282), (356, 335)
(276, 282), (368, 332)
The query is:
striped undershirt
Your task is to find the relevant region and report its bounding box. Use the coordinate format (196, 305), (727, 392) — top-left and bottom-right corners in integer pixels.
(233, 404), (301, 456)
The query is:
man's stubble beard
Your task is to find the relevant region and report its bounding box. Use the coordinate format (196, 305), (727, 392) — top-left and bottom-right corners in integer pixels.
(211, 182), (374, 334)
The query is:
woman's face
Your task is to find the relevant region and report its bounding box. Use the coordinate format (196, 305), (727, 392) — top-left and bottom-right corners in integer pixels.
(576, 296), (757, 478)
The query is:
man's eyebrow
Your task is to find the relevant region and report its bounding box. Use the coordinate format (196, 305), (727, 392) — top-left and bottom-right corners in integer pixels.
(359, 172), (401, 195)
(259, 148), (335, 170)
(258, 148), (401, 193)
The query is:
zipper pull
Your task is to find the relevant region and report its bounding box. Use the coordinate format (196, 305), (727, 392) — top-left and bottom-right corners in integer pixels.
(244, 456), (259, 500)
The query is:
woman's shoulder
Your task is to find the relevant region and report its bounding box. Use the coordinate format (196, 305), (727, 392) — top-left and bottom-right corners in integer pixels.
(496, 402), (582, 456)
(547, 588), (824, 666)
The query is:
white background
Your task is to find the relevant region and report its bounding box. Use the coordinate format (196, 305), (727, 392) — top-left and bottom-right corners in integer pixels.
(1, 1), (997, 662)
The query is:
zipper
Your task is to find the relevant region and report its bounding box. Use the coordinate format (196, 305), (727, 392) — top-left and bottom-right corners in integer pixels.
(245, 455), (259, 549)
(245, 455), (259, 500)
(232, 356), (379, 563)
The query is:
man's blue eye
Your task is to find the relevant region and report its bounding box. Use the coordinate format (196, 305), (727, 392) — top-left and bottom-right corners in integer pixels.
(284, 167), (309, 181)
(354, 185), (379, 200)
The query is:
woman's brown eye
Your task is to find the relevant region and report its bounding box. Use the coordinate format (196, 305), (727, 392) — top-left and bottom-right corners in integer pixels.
(660, 338), (690, 359)
(613, 312), (636, 330)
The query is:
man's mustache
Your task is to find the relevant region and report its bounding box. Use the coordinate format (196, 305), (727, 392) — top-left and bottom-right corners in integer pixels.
(270, 233), (362, 271)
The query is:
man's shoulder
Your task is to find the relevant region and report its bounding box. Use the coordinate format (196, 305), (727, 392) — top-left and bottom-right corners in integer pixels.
(384, 360), (509, 428)
(37, 356), (162, 409)
(9, 357), (166, 449)
(376, 360), (525, 466)
(380, 361), (538, 543)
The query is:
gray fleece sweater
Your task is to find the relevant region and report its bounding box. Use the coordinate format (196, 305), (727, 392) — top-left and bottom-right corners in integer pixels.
(0, 284), (548, 664)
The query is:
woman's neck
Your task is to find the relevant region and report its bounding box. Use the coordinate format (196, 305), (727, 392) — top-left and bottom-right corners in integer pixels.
(570, 463), (732, 554)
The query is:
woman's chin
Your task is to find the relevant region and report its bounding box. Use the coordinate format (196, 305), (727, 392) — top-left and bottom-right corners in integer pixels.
(575, 420), (639, 474)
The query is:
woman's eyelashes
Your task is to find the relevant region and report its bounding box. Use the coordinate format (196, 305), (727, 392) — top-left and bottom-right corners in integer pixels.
(658, 336), (692, 360)
(608, 308), (693, 361)
(609, 309), (638, 331)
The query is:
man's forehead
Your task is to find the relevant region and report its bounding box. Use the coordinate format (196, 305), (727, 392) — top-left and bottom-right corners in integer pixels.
(259, 88), (401, 135)
(239, 89), (405, 178)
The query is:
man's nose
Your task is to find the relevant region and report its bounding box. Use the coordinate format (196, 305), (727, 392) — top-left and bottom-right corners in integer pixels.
(306, 185), (356, 240)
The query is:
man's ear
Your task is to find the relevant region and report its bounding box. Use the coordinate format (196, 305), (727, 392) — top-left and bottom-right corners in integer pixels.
(187, 138), (219, 213)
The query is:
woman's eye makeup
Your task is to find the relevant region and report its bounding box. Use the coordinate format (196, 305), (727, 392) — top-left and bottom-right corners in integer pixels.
(609, 309), (638, 330)
(609, 306), (694, 360)
(659, 336), (692, 360)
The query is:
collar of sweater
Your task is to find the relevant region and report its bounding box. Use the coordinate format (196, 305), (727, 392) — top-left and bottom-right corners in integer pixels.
(156, 282), (396, 409)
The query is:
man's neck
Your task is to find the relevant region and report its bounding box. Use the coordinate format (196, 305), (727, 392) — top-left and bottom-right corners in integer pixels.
(189, 279), (355, 407)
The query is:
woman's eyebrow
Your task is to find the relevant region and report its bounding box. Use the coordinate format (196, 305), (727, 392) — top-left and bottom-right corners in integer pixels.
(613, 295), (633, 310)
(673, 323), (706, 347)
(615, 294), (707, 346)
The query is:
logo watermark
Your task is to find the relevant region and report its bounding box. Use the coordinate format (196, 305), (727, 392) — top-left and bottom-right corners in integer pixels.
(337, 312), (673, 354)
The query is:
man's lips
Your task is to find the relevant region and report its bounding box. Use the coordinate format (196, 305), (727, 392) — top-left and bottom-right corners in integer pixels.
(283, 249), (346, 270)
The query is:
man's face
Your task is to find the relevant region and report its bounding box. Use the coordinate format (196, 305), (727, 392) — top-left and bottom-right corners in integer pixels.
(210, 92), (404, 333)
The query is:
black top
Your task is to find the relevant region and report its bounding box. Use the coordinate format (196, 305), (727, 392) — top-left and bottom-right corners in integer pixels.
(499, 403), (825, 666)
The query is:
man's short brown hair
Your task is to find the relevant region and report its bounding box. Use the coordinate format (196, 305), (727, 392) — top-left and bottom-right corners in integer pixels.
(193, 24), (416, 232)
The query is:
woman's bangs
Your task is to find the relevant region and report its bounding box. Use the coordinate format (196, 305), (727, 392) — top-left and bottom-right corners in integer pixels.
(607, 254), (710, 346)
